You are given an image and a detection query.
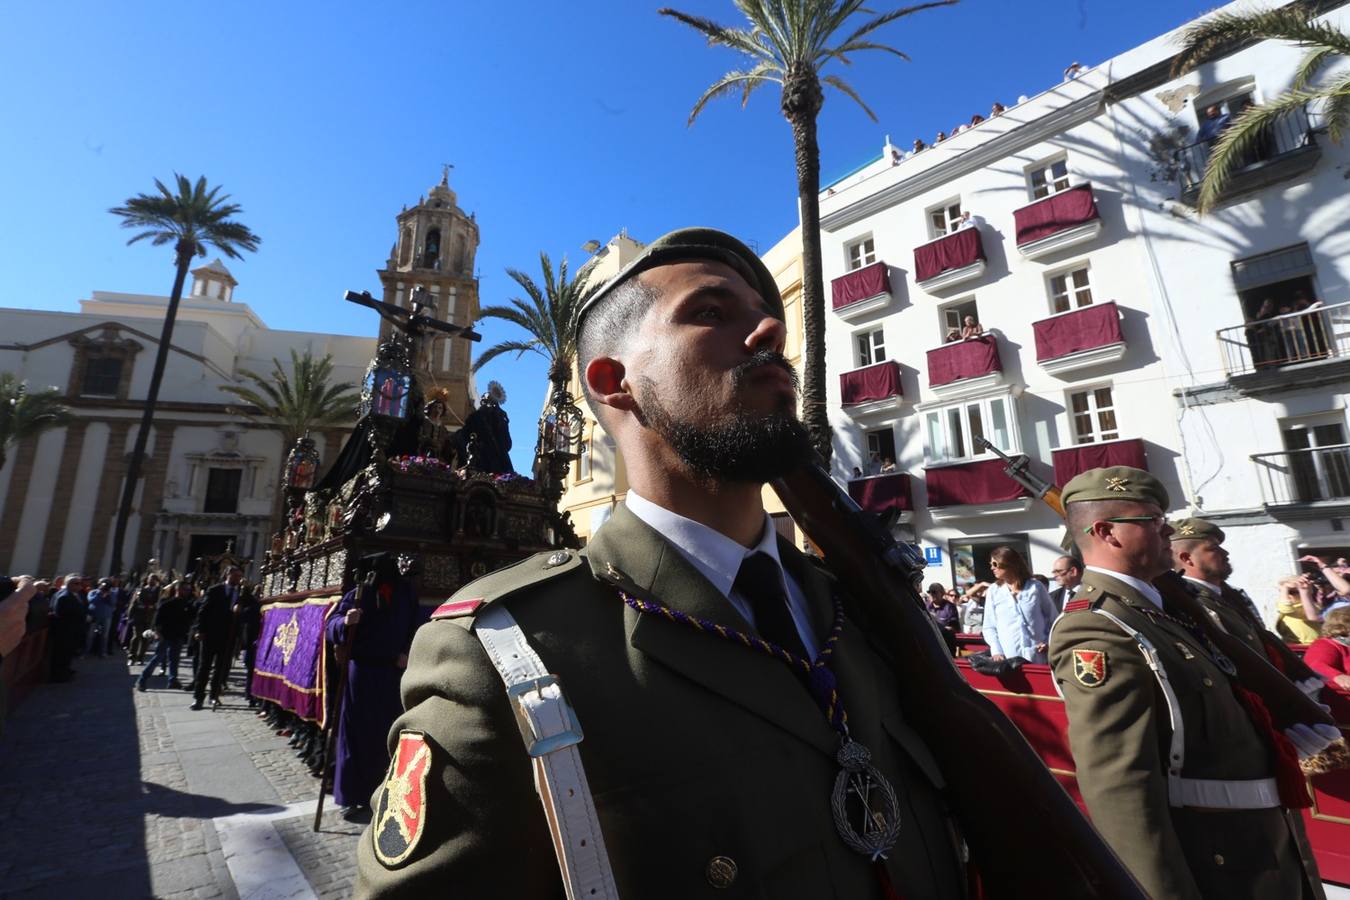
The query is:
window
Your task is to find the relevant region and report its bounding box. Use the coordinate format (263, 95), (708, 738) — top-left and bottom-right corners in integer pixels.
(855, 328), (886, 367)
(1281, 415), (1350, 502)
(846, 236), (876, 271)
(1028, 156), (1070, 200)
(924, 394), (1015, 463)
(940, 297), (980, 342)
(927, 199), (963, 238)
(80, 356), (123, 397)
(1068, 385), (1119, 444)
(865, 427), (897, 473)
(574, 424), (594, 483)
(1048, 265), (1094, 313)
(204, 467), (242, 514)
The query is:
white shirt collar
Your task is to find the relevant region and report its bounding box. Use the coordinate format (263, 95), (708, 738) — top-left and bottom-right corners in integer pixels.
(1085, 565), (1164, 609)
(624, 489), (783, 599)
(1182, 575), (1223, 596)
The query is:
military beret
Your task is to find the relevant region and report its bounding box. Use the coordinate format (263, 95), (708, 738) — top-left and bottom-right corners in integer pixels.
(1061, 466), (1170, 509)
(1168, 516), (1224, 543)
(578, 227), (783, 327)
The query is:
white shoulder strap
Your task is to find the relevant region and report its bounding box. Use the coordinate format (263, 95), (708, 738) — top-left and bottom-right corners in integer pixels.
(473, 605), (620, 900)
(1087, 607), (1187, 800)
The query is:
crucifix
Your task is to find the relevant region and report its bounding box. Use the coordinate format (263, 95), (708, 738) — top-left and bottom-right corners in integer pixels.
(345, 287), (481, 373)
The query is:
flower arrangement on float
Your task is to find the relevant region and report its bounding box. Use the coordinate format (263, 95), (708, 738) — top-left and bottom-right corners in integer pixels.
(387, 454), (457, 477)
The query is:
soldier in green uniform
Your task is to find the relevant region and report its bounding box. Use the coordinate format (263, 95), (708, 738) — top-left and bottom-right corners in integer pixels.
(1049, 467), (1327, 900)
(1171, 516), (1325, 692)
(355, 229), (967, 898)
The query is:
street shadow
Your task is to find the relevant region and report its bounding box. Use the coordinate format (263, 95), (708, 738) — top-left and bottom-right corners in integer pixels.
(140, 780), (284, 819)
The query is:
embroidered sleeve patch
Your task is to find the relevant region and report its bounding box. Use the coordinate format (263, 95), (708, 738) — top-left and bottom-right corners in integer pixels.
(373, 731), (433, 867)
(431, 598), (483, 620)
(1072, 649), (1108, 688)
(1063, 599), (1092, 613)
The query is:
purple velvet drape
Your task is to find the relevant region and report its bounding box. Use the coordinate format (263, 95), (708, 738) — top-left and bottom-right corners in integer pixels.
(914, 229), (985, 282)
(927, 336), (1001, 387)
(1015, 184), (1099, 246)
(848, 473), (913, 513)
(840, 360), (902, 405)
(1052, 438), (1148, 487)
(925, 459), (1030, 507)
(831, 261), (889, 309)
(1033, 302), (1122, 361)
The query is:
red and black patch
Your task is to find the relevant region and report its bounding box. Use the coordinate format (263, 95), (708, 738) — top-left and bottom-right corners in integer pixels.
(1072, 649), (1108, 688)
(372, 731), (433, 867)
(431, 598), (483, 620)
(1063, 598), (1093, 613)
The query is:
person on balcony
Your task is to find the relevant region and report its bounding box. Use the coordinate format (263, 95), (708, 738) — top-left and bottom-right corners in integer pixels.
(879, 457), (896, 474)
(960, 316), (984, 340)
(945, 328), (961, 343)
(955, 211), (982, 231)
(1197, 104), (1230, 144)
(983, 546), (1055, 664)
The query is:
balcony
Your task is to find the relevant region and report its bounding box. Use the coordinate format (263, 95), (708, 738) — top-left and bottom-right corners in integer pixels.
(1052, 437), (1147, 487)
(1252, 445), (1350, 514)
(848, 473), (913, 522)
(839, 360), (904, 417)
(1176, 105), (1320, 206)
(831, 261), (891, 320)
(1032, 302), (1126, 375)
(926, 335), (1003, 399)
(924, 458), (1033, 521)
(1216, 301), (1350, 395)
(1014, 184), (1102, 260)
(914, 228), (986, 293)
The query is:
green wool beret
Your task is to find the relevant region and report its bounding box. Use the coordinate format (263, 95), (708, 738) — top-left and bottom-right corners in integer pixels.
(1061, 465), (1170, 509)
(1168, 516), (1225, 543)
(578, 227), (783, 327)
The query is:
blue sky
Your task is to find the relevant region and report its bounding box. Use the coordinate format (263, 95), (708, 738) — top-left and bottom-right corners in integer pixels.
(0, 0), (1217, 471)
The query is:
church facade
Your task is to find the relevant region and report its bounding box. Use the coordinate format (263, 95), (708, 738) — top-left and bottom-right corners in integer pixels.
(0, 173), (477, 579)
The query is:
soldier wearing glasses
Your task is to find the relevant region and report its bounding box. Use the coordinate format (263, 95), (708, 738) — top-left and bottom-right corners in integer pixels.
(1049, 466), (1323, 900)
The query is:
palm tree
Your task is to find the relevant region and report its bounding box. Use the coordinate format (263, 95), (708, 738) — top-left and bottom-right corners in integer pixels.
(219, 349), (361, 450)
(660, 0), (957, 462)
(108, 174), (261, 574)
(0, 373), (72, 471)
(472, 252), (600, 411)
(1173, 5), (1350, 211)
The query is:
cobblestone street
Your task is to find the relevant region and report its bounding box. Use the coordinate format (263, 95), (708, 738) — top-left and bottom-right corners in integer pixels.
(0, 652), (361, 899)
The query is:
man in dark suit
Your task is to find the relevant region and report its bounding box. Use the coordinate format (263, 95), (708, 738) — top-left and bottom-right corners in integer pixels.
(1049, 554), (1082, 612)
(190, 566), (241, 710)
(356, 229), (968, 898)
(48, 574), (86, 681)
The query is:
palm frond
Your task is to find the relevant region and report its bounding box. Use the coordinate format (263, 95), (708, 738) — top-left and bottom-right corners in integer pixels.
(471, 340), (545, 372)
(0, 373), (73, 454)
(822, 74), (879, 121)
(1173, 7), (1350, 77)
(658, 8), (773, 59)
(217, 350), (357, 436)
(688, 66), (780, 123)
(832, 1), (957, 50)
(1293, 45), (1337, 91)
(1198, 90), (1316, 211)
(1322, 74), (1350, 142)
(110, 172), (261, 262)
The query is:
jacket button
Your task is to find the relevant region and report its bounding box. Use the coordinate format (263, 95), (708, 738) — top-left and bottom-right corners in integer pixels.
(706, 856), (738, 888)
(1202, 677), (1213, 687)
(1214, 853), (1225, 866)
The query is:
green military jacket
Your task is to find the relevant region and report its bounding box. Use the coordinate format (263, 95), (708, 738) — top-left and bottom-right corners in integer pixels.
(1049, 569), (1320, 900)
(1184, 577), (1267, 657)
(355, 504), (966, 899)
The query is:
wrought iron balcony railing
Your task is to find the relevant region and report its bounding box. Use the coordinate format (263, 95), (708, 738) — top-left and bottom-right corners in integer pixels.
(1252, 444), (1350, 505)
(1175, 105), (1318, 199)
(1216, 300), (1350, 377)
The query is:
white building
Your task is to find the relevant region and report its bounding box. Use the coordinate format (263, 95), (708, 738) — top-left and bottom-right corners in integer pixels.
(818, 1), (1350, 617)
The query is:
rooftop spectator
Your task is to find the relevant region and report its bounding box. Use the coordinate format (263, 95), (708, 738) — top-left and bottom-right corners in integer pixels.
(1063, 61), (1084, 81)
(890, 147), (902, 165)
(913, 138), (927, 153)
(991, 102), (1006, 116)
(934, 131), (947, 143)
(969, 113), (985, 126)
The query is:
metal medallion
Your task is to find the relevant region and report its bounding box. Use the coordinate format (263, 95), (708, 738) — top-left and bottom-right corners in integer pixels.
(830, 738), (902, 860)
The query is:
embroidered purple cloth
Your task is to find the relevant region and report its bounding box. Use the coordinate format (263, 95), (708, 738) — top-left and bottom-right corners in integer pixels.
(830, 261), (889, 310)
(925, 459), (1030, 507)
(250, 595), (340, 725)
(1033, 302), (1122, 361)
(1052, 438), (1148, 487)
(914, 229), (984, 282)
(926, 336), (1001, 387)
(848, 473), (913, 513)
(840, 360), (902, 405)
(1014, 184), (1099, 246)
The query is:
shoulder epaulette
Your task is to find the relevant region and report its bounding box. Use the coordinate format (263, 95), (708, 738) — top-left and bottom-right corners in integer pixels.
(429, 549), (586, 622)
(1062, 598), (1094, 613)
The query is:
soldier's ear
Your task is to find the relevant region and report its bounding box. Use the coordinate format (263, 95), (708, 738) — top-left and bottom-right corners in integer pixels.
(585, 357), (635, 414)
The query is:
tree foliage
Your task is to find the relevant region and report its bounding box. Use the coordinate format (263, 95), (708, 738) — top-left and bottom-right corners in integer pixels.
(219, 349), (360, 448)
(0, 373), (72, 471)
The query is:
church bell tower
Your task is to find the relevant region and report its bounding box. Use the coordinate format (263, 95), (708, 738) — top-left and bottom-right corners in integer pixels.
(377, 168), (481, 425)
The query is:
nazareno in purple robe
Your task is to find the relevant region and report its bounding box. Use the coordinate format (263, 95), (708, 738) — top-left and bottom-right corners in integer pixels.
(325, 579), (422, 808)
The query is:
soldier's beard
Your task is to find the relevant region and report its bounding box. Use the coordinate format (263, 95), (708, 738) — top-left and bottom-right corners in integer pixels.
(636, 361), (813, 484)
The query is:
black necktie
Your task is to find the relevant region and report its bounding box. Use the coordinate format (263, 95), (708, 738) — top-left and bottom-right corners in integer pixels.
(734, 552), (808, 660)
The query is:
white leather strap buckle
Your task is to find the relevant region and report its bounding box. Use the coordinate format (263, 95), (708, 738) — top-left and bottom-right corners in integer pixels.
(474, 605), (620, 900)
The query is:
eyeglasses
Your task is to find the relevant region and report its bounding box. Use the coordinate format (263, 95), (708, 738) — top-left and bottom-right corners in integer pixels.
(1083, 514), (1166, 534)
(990, 562), (1004, 569)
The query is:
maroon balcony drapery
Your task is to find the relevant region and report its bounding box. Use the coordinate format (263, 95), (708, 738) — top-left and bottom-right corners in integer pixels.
(831, 261), (889, 310)
(927, 336), (1001, 387)
(1033, 302), (1123, 361)
(925, 458), (1030, 507)
(840, 360), (902, 405)
(1052, 438), (1148, 487)
(1014, 184), (1099, 246)
(914, 229), (985, 282)
(848, 473), (913, 514)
